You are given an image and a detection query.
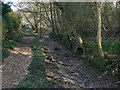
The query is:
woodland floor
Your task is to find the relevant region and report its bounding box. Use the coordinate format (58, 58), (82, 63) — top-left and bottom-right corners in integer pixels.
(2, 29), (118, 88)
(2, 29), (34, 88)
(41, 34), (118, 88)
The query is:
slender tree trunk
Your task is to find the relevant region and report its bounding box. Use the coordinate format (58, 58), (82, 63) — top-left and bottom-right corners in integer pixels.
(37, 3), (40, 35)
(56, 7), (63, 33)
(37, 3), (42, 38)
(97, 2), (104, 58)
(34, 15), (38, 32)
(50, 2), (55, 34)
(44, 4), (51, 25)
(43, 17), (50, 27)
(23, 12), (35, 30)
(53, 3), (59, 35)
(39, 6), (42, 38)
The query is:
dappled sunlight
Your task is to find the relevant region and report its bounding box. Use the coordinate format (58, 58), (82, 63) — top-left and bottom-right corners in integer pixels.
(46, 69), (55, 77)
(62, 77), (75, 85)
(46, 77), (52, 81)
(56, 60), (63, 65)
(45, 59), (53, 64)
(45, 51), (76, 87)
(11, 50), (19, 54)
(46, 63), (76, 86)
(2, 46), (33, 88)
(18, 51), (32, 56)
(40, 39), (43, 42)
(2, 0), (119, 88)
(11, 47), (32, 56)
(41, 37), (78, 87)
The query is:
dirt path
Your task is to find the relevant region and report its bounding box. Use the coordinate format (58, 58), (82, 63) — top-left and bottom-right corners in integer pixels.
(2, 29), (34, 88)
(2, 30), (118, 88)
(41, 35), (118, 88)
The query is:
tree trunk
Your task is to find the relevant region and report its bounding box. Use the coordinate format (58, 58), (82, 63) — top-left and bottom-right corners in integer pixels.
(23, 12), (35, 30)
(34, 15), (38, 33)
(50, 2), (55, 34)
(97, 2), (104, 58)
(39, 6), (42, 38)
(56, 6), (63, 33)
(53, 3), (59, 35)
(37, 3), (42, 38)
(37, 3), (40, 35)
(56, 2), (84, 54)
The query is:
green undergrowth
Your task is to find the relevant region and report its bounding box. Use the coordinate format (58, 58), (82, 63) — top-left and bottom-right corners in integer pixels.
(17, 35), (49, 88)
(49, 32), (76, 52)
(86, 40), (119, 55)
(83, 40), (119, 80)
(2, 30), (25, 59)
(50, 32), (119, 81)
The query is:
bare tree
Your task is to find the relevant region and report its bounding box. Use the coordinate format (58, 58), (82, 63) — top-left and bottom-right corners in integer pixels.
(97, 2), (104, 58)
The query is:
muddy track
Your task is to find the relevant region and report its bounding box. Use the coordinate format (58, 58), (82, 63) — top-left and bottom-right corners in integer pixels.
(41, 35), (118, 88)
(2, 29), (34, 88)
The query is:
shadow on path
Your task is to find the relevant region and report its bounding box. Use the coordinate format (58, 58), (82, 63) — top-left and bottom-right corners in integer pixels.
(2, 29), (34, 88)
(40, 34), (118, 88)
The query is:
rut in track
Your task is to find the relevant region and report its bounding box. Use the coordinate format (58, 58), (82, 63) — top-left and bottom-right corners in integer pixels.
(2, 29), (34, 88)
(41, 35), (118, 88)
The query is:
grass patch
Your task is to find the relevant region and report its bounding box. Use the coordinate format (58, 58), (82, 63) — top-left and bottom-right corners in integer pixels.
(2, 31), (25, 59)
(83, 40), (119, 80)
(86, 40), (119, 55)
(17, 36), (49, 88)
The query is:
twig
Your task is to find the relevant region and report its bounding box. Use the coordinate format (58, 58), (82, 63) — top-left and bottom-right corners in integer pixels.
(99, 71), (108, 78)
